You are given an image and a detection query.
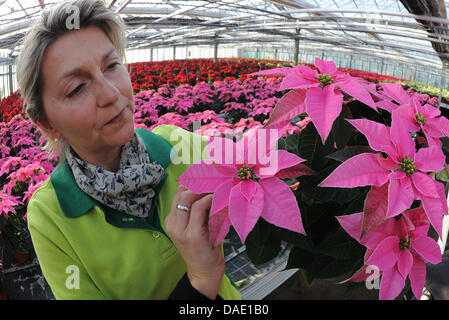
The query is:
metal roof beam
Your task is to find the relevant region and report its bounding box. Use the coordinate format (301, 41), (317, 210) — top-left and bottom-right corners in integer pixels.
(115, 0), (133, 13)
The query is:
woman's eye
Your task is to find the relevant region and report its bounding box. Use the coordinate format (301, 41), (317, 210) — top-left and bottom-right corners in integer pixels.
(107, 62), (120, 70)
(67, 84), (84, 98)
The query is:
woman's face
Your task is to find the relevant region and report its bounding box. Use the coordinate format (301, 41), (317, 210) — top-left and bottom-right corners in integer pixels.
(40, 26), (134, 163)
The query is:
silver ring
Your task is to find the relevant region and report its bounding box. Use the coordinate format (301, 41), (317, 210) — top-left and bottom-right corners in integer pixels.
(176, 204), (190, 213)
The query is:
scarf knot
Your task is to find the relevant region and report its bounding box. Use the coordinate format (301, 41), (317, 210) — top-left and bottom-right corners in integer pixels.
(65, 133), (165, 219)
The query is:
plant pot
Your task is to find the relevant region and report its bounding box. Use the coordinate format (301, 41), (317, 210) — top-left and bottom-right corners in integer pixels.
(12, 250), (29, 264)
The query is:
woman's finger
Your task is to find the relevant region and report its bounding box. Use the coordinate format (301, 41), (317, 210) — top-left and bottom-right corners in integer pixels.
(187, 194), (213, 234)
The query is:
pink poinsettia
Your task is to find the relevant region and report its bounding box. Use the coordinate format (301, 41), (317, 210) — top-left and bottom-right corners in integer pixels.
(252, 58), (376, 142)
(320, 117), (447, 238)
(373, 82), (411, 112)
(337, 207), (441, 300)
(177, 129), (314, 245)
(0, 192), (23, 219)
(393, 96), (449, 147)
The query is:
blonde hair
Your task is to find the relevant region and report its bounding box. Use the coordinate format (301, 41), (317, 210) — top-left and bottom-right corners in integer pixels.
(16, 0), (127, 158)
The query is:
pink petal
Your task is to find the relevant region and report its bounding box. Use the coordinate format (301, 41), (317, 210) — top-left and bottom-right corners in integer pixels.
(177, 162), (235, 193)
(319, 153), (390, 188)
(435, 116), (449, 137)
(205, 136), (238, 165)
(403, 206), (430, 235)
(336, 212), (363, 241)
(256, 149), (305, 176)
(379, 266), (406, 300)
(409, 253), (426, 300)
(211, 179), (238, 214)
(366, 235), (400, 270)
(280, 73), (319, 90)
(414, 147), (445, 173)
(378, 83), (411, 105)
(421, 103), (441, 118)
(362, 222), (398, 250)
(392, 104), (420, 133)
(376, 100), (398, 112)
(377, 156), (399, 171)
(412, 172), (439, 199)
(209, 207), (232, 247)
(361, 184), (389, 237)
(419, 191), (446, 239)
(259, 177), (305, 234)
(314, 57), (337, 75)
(387, 172), (415, 218)
(228, 182), (265, 243)
(397, 249), (413, 278)
(264, 89), (307, 132)
(275, 163), (315, 179)
(240, 180), (258, 201)
(298, 65), (320, 81)
(336, 77), (377, 110)
(412, 236), (442, 264)
(347, 263), (381, 283)
(305, 85), (343, 144)
(390, 114), (415, 159)
(347, 119), (396, 158)
(424, 120), (447, 139)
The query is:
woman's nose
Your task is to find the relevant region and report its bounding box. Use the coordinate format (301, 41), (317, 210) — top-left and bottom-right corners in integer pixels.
(95, 75), (120, 108)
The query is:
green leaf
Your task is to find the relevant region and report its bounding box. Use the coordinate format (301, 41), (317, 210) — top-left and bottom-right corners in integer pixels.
(286, 246), (315, 270)
(297, 122), (334, 171)
(285, 133), (300, 154)
(326, 146), (376, 162)
(273, 225), (314, 251)
(245, 219), (282, 267)
(315, 229), (365, 260)
(441, 137), (449, 163)
(332, 104), (354, 149)
(305, 255), (359, 282)
(297, 164), (365, 204)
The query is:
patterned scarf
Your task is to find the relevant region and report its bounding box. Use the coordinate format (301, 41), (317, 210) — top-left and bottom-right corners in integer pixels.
(64, 133), (165, 219)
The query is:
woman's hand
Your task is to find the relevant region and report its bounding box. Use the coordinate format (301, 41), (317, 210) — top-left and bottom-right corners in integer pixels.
(164, 185), (225, 300)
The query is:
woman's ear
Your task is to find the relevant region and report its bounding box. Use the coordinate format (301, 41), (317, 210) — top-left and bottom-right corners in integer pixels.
(35, 117), (61, 141)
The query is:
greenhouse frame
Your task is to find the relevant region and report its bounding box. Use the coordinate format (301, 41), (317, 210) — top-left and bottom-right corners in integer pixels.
(0, 0), (449, 302)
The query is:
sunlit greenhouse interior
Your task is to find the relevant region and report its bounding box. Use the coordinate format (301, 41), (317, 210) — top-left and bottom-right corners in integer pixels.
(0, 0), (449, 302)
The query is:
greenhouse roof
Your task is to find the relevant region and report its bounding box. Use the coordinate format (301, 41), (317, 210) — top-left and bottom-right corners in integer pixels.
(0, 0), (448, 67)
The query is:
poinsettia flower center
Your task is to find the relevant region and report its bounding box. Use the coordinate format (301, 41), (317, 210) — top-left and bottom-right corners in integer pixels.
(237, 165), (259, 182)
(318, 73), (334, 88)
(415, 113), (426, 125)
(399, 237), (411, 250)
(399, 156), (416, 175)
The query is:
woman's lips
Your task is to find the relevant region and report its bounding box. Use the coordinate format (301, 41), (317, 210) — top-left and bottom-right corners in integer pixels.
(105, 109), (125, 126)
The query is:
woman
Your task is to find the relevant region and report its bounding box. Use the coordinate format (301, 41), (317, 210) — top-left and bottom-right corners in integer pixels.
(17, 0), (241, 300)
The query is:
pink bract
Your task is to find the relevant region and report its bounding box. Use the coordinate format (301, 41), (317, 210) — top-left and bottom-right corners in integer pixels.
(252, 58), (376, 142)
(320, 117), (447, 238)
(337, 207), (441, 300)
(177, 129), (314, 245)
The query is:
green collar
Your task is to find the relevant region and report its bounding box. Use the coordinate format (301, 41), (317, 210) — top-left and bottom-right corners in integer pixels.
(50, 128), (173, 219)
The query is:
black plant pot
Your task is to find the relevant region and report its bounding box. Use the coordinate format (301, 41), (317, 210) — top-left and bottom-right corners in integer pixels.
(0, 237), (54, 300)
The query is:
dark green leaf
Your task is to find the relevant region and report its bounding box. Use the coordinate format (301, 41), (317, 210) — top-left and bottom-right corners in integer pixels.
(273, 226), (314, 251)
(332, 104), (354, 149)
(441, 137), (449, 163)
(245, 219), (282, 267)
(286, 246), (315, 270)
(305, 255), (359, 281)
(297, 122), (334, 171)
(298, 164), (364, 204)
(326, 146), (376, 162)
(315, 229), (365, 260)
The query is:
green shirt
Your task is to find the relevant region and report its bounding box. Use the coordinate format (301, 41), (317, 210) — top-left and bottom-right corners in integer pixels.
(27, 124), (241, 300)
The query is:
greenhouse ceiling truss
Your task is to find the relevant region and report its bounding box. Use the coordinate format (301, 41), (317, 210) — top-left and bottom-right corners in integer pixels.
(0, 0), (448, 69)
